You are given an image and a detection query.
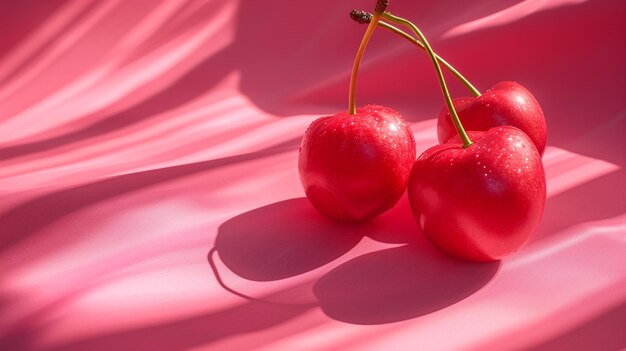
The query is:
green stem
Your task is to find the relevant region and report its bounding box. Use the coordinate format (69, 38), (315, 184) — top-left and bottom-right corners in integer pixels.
(382, 12), (473, 147)
(350, 10), (480, 97)
(348, 2), (388, 114)
(380, 21), (480, 97)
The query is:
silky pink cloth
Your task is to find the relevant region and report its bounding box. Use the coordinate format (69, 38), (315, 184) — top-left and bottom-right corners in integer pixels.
(1, 1), (625, 350)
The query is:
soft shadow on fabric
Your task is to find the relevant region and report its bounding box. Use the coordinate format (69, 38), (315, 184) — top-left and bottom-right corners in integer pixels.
(211, 196), (500, 326)
(314, 244), (500, 325)
(214, 198), (364, 282)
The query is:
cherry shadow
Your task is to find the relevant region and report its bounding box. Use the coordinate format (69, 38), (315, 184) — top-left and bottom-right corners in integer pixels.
(214, 198), (364, 282)
(314, 244), (500, 325)
(213, 196), (499, 325)
(364, 193), (422, 245)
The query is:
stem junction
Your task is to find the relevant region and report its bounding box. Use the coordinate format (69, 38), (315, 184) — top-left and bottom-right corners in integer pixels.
(382, 11), (473, 147)
(350, 9), (480, 98)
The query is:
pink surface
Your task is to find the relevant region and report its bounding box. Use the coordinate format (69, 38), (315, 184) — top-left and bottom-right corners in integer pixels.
(0, 0), (625, 350)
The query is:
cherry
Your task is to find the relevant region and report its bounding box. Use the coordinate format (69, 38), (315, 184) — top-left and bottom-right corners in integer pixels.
(383, 12), (546, 261)
(408, 127), (546, 261)
(438, 82), (547, 155)
(298, 0), (416, 221)
(299, 105), (415, 221)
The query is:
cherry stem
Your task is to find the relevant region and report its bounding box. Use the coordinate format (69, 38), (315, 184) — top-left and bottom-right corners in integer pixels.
(348, 0), (388, 114)
(382, 12), (473, 147)
(350, 10), (481, 98)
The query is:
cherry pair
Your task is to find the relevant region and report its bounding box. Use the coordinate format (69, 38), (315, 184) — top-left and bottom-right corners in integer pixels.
(298, 1), (547, 262)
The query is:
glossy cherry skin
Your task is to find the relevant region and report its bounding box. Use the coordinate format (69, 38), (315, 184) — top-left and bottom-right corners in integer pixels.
(299, 105), (416, 222)
(408, 126), (546, 261)
(437, 81), (547, 155)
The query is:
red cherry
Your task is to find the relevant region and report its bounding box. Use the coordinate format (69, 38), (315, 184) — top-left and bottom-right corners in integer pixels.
(408, 126), (546, 262)
(437, 81), (547, 155)
(299, 105), (416, 222)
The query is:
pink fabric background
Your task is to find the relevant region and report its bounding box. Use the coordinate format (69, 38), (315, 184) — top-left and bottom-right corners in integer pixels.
(1, 0), (625, 350)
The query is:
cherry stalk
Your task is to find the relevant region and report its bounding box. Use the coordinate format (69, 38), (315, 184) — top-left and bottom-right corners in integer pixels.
(382, 11), (473, 147)
(350, 9), (480, 98)
(356, 10), (547, 154)
(348, 1), (388, 114)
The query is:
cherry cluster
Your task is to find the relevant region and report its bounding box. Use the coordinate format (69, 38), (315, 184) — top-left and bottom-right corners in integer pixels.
(298, 0), (547, 262)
